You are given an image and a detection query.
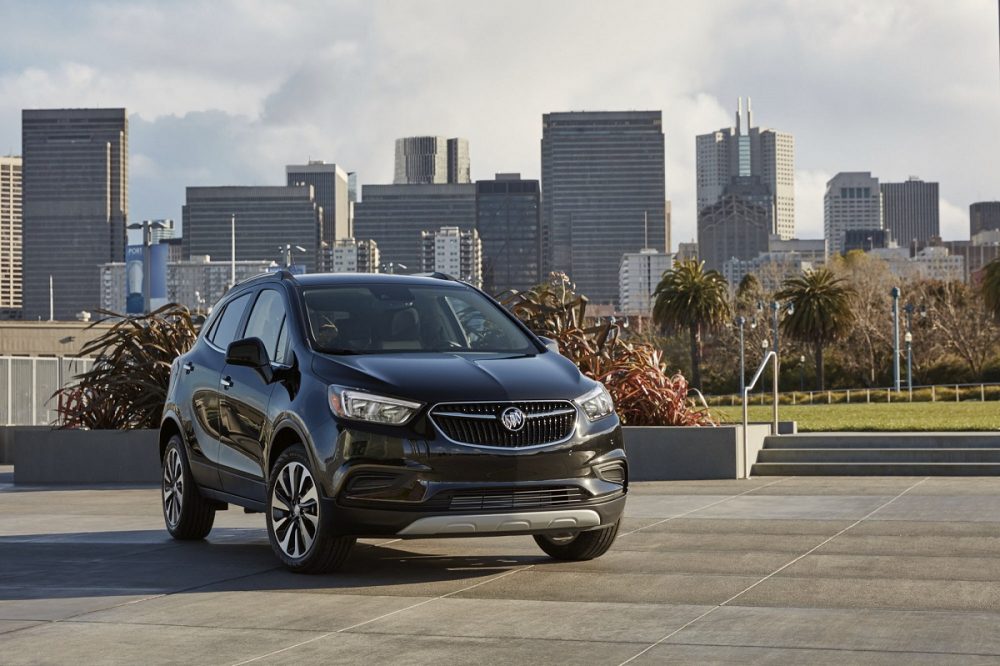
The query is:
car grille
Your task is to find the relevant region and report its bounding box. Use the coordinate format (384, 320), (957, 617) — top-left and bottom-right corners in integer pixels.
(430, 401), (577, 448)
(448, 486), (586, 511)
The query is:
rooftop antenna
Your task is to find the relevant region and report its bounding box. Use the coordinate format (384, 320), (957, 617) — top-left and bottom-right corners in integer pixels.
(747, 96), (753, 129)
(736, 97), (743, 135)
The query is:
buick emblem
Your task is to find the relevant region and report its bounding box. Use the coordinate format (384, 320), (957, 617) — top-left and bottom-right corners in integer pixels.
(500, 407), (526, 432)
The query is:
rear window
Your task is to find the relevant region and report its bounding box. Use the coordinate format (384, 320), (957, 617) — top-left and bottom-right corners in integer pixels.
(301, 284), (536, 354)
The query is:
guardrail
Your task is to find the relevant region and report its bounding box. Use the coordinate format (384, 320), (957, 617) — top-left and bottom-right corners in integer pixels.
(742, 350), (778, 480)
(709, 381), (1000, 407)
(0, 356), (94, 426)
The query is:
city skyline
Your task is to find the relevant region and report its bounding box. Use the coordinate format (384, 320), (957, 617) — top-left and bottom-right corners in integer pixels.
(0, 1), (997, 247)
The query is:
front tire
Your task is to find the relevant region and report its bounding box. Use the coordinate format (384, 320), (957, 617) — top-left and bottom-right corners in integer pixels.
(266, 445), (355, 574)
(162, 435), (216, 540)
(533, 519), (620, 561)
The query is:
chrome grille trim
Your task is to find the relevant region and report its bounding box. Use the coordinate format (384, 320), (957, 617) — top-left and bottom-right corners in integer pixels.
(430, 400), (578, 449)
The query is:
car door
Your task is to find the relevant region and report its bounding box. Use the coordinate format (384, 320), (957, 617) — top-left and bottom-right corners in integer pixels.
(183, 291), (253, 490)
(218, 287), (290, 501)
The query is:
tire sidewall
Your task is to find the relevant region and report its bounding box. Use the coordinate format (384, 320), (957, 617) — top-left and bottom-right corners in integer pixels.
(161, 435), (194, 537)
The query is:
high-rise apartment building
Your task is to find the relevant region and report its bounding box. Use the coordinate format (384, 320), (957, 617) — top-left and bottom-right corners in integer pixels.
(354, 184), (476, 272)
(0, 156), (22, 317)
(182, 186), (323, 273)
(619, 248), (672, 316)
(394, 137), (470, 184)
(420, 226), (482, 287)
(880, 177), (939, 248)
(21, 108), (128, 320)
(824, 172), (883, 256)
(331, 238), (380, 274)
(970, 202), (1000, 237)
(541, 111), (666, 305)
(475, 173), (541, 295)
(696, 98), (794, 239)
(287, 161), (351, 243)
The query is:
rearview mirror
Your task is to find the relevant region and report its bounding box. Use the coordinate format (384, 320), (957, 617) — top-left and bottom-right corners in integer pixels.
(538, 336), (560, 354)
(226, 337), (269, 369)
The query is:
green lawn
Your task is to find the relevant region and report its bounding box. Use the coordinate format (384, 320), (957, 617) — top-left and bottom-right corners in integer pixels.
(711, 401), (1000, 432)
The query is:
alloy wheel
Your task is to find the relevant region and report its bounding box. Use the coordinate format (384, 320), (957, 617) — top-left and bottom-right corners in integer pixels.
(162, 448), (184, 528)
(270, 461), (320, 559)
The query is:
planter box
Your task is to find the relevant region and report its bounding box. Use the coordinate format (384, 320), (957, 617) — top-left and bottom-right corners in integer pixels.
(623, 424), (772, 480)
(0, 426), (52, 464)
(13, 428), (159, 485)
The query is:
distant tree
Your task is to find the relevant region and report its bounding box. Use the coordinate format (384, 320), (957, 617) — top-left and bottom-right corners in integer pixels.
(776, 268), (856, 390)
(652, 259), (731, 388)
(981, 258), (1000, 321)
(917, 280), (1000, 378)
(736, 273), (762, 303)
(829, 251), (895, 386)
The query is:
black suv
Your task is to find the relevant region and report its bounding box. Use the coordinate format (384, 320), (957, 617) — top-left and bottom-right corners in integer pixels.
(160, 272), (627, 573)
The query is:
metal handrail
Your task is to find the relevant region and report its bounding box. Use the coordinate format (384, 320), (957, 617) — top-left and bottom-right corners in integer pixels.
(742, 350), (778, 479)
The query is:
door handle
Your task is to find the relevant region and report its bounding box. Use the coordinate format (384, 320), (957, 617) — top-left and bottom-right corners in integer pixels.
(220, 376), (234, 390)
(183, 362), (194, 374)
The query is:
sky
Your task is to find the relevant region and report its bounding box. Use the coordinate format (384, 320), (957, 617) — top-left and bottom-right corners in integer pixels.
(0, 0), (998, 246)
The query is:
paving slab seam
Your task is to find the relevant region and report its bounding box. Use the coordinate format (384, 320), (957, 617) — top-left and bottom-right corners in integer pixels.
(662, 640), (1000, 660)
(229, 565), (536, 665)
(617, 477), (790, 538)
(617, 476), (931, 665)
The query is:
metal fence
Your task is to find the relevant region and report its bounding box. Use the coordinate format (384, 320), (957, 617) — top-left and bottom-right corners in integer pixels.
(0, 356), (95, 426)
(707, 382), (1000, 407)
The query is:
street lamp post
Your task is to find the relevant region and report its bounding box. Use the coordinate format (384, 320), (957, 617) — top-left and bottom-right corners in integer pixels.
(736, 316), (746, 395)
(891, 286), (901, 392)
(905, 331), (913, 399)
(799, 354), (806, 391)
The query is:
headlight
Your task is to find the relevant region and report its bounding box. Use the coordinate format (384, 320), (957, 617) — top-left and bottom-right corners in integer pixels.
(576, 384), (614, 421)
(328, 386), (423, 425)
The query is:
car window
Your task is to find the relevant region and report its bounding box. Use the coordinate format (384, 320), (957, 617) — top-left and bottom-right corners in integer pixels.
(244, 289), (288, 364)
(301, 284), (536, 354)
(209, 292), (252, 350)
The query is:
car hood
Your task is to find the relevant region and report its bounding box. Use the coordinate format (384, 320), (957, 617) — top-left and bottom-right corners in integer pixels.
(311, 350), (591, 403)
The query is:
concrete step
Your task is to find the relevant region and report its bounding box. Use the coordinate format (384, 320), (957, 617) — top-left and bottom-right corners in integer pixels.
(751, 462), (1000, 476)
(757, 448), (1000, 464)
(764, 433), (1000, 450)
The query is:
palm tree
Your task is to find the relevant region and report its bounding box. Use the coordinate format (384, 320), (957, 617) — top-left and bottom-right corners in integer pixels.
(776, 268), (855, 390)
(981, 258), (1000, 320)
(652, 259), (730, 388)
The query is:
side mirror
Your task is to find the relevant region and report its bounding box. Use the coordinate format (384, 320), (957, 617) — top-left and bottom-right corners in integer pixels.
(226, 337), (269, 369)
(538, 336), (560, 354)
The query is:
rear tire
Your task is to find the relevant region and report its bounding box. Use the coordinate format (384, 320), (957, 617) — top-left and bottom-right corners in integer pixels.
(533, 519), (620, 561)
(266, 445), (355, 574)
(162, 435), (216, 540)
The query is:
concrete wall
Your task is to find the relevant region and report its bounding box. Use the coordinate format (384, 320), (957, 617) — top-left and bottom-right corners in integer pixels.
(0, 321), (114, 357)
(0, 426), (50, 464)
(13, 428), (159, 485)
(624, 425), (771, 480)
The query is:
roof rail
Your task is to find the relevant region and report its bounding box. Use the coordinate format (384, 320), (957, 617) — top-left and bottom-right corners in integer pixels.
(233, 269), (297, 288)
(411, 272), (460, 282)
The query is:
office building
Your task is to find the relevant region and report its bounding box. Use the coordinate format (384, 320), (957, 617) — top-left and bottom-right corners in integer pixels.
(100, 254), (274, 314)
(870, 246), (964, 283)
(697, 194), (772, 273)
(420, 226), (482, 287)
(676, 241), (698, 262)
(723, 253), (816, 291)
(843, 228), (893, 253)
(0, 156), (22, 317)
(824, 172), (883, 256)
(331, 238), (380, 273)
(21, 108), (128, 320)
(354, 183), (476, 272)
(696, 98), (794, 239)
(880, 177), (939, 247)
(619, 248), (672, 316)
(182, 186), (323, 273)
(970, 201), (1000, 237)
(394, 137), (470, 184)
(287, 161), (351, 243)
(541, 110), (666, 305)
(475, 173), (541, 295)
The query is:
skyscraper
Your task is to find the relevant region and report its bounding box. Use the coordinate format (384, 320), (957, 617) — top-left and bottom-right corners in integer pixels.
(696, 98), (795, 239)
(286, 161), (351, 243)
(353, 183), (476, 271)
(394, 136), (471, 184)
(824, 172), (883, 256)
(182, 186), (323, 273)
(970, 201), (1000, 237)
(475, 173), (541, 295)
(0, 156), (22, 317)
(21, 108), (128, 320)
(697, 192), (772, 273)
(881, 177), (939, 248)
(541, 111), (666, 305)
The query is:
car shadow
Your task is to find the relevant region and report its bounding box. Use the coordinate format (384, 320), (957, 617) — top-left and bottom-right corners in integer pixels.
(0, 528), (547, 602)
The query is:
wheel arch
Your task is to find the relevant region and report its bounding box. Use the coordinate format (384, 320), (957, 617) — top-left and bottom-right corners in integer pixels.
(159, 414), (183, 462)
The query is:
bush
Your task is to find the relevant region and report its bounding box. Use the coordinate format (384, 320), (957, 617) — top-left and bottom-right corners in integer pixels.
(55, 304), (199, 430)
(501, 275), (715, 427)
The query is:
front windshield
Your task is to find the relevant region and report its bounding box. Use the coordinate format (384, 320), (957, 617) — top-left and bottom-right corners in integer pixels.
(301, 284), (537, 354)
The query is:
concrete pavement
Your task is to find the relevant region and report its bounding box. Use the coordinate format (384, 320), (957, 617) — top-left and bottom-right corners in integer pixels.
(2, 468), (1000, 664)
